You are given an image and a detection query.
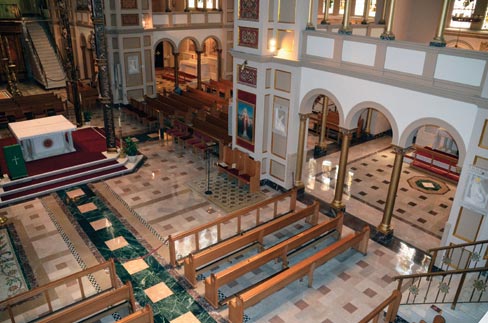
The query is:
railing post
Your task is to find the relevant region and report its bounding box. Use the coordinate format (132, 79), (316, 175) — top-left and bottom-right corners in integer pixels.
(451, 272), (467, 310)
(168, 235), (176, 266)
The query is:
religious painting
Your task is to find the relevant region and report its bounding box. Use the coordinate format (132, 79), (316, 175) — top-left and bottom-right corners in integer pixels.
(236, 100), (255, 145)
(239, 0), (259, 21)
(462, 165), (488, 215)
(273, 104), (287, 136)
(127, 55), (139, 75)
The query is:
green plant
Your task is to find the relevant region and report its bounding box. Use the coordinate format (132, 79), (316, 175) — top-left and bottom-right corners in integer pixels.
(124, 137), (138, 156)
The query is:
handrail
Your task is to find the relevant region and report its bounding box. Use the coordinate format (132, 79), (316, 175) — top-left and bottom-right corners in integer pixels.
(394, 266), (488, 310)
(167, 188), (297, 266)
(23, 22), (47, 86)
(427, 239), (488, 273)
(0, 259), (118, 322)
(359, 290), (402, 323)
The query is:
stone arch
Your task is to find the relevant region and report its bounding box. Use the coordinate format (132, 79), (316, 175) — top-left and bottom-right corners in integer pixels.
(299, 88), (344, 124)
(400, 117), (466, 165)
(179, 36), (201, 52)
(446, 40), (475, 50)
(346, 101), (400, 144)
(154, 38), (177, 53)
(202, 35), (222, 51)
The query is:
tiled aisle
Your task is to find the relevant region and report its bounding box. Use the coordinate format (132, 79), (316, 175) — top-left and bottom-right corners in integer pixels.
(0, 104), (486, 322)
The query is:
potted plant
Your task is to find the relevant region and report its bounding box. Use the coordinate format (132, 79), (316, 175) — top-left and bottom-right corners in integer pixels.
(124, 137), (138, 162)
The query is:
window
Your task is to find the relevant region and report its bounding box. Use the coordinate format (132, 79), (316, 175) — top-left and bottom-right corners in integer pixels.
(353, 0), (377, 17)
(323, 0), (334, 14)
(188, 0), (218, 10)
(451, 0), (477, 29)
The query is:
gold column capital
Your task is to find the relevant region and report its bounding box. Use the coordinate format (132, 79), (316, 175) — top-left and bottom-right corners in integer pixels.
(339, 127), (355, 137)
(391, 145), (409, 156)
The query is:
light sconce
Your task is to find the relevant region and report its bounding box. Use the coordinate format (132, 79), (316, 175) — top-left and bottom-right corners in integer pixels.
(239, 60), (248, 73)
(269, 38), (277, 54)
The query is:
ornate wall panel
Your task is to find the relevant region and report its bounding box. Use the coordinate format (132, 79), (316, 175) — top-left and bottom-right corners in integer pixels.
(238, 27), (259, 48)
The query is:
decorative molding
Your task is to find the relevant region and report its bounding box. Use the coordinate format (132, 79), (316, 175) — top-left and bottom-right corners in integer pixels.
(121, 14), (139, 26)
(239, 0), (259, 21)
(238, 27), (259, 48)
(238, 66), (257, 87)
(121, 0), (137, 9)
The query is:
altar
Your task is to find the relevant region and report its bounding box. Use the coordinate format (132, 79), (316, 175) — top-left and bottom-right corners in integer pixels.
(179, 59), (210, 79)
(8, 115), (77, 162)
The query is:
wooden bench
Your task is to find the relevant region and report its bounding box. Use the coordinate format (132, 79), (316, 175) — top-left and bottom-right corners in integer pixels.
(227, 226), (370, 323)
(183, 201), (319, 287)
(410, 144), (460, 182)
(167, 189), (298, 267)
(204, 212), (343, 308)
(217, 146), (260, 193)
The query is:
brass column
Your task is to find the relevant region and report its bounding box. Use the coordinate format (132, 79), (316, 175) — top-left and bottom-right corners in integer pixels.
(380, 0), (396, 40)
(377, 145), (407, 235)
(339, 0), (352, 34)
(184, 0), (190, 11)
(379, 0), (388, 24)
(365, 108), (373, 136)
(318, 96), (329, 148)
(321, 0), (330, 24)
(307, 0), (315, 30)
(331, 129), (353, 211)
(166, 0), (172, 12)
(173, 52), (180, 90)
(362, 0), (371, 24)
(295, 113), (309, 189)
(217, 48), (222, 80)
(430, 0), (451, 47)
(196, 50), (202, 90)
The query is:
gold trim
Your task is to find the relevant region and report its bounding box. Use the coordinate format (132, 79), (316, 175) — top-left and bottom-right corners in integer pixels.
(270, 159), (285, 181)
(277, 0), (296, 23)
(453, 207), (483, 243)
(479, 119), (488, 149)
(474, 155), (488, 168)
(263, 94), (270, 154)
(274, 69), (292, 93)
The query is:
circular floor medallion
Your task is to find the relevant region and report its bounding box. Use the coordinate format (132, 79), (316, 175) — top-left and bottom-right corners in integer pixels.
(407, 176), (450, 195)
(43, 138), (53, 148)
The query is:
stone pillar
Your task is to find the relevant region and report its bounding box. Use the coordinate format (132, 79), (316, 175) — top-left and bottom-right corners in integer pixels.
(339, 0), (352, 34)
(295, 113), (309, 189)
(217, 48), (222, 81)
(331, 129), (353, 211)
(307, 0), (316, 30)
(430, 0), (451, 47)
(365, 108), (373, 136)
(362, 0), (371, 24)
(379, 0), (388, 24)
(318, 96), (328, 148)
(57, 0), (82, 126)
(321, 0), (330, 24)
(380, 0), (396, 40)
(173, 52), (180, 90)
(196, 50), (202, 90)
(166, 0), (172, 12)
(91, 0), (117, 152)
(377, 145), (407, 235)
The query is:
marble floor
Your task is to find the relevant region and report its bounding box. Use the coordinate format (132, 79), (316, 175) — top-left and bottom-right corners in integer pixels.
(0, 85), (486, 322)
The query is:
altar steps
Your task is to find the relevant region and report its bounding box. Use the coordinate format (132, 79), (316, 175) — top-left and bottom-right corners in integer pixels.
(0, 155), (139, 206)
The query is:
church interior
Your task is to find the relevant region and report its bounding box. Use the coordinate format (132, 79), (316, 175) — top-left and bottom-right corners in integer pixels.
(0, 0), (487, 322)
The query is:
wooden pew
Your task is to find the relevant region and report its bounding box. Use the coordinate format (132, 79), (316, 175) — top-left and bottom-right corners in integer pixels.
(185, 87), (228, 109)
(36, 282), (136, 323)
(217, 146), (260, 193)
(183, 201), (320, 287)
(167, 189), (298, 267)
(227, 226), (370, 323)
(204, 212), (344, 308)
(117, 305), (154, 323)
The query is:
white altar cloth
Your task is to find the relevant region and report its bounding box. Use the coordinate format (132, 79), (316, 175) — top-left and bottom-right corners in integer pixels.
(179, 59), (210, 79)
(8, 115), (77, 161)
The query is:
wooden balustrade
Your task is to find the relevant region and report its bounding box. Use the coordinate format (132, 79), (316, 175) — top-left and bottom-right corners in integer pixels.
(183, 201), (319, 287)
(204, 212), (344, 308)
(167, 188), (297, 267)
(227, 226), (370, 323)
(359, 290), (402, 323)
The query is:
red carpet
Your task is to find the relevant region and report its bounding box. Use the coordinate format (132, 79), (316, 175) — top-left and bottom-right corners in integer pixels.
(0, 127), (108, 177)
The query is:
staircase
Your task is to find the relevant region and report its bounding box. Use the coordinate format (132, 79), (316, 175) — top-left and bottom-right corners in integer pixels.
(25, 21), (66, 89)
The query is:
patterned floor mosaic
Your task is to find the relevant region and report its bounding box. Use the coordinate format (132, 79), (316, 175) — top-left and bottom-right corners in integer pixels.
(0, 227), (29, 301)
(186, 172), (267, 213)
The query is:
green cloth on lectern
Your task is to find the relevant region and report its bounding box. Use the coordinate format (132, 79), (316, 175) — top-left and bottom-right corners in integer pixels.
(3, 144), (28, 180)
